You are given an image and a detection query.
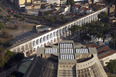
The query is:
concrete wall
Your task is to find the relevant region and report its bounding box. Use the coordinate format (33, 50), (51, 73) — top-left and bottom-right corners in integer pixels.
(46, 0), (60, 4)
(100, 53), (116, 66)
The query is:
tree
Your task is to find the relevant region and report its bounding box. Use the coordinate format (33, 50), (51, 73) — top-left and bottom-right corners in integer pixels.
(6, 15), (11, 21)
(44, 11), (50, 16)
(60, 14), (65, 20)
(15, 53), (24, 62)
(8, 75), (16, 77)
(106, 60), (116, 74)
(67, 0), (74, 5)
(98, 12), (108, 20)
(48, 16), (55, 24)
(80, 34), (91, 42)
(109, 33), (116, 49)
(0, 9), (2, 12)
(0, 14), (3, 18)
(2, 31), (9, 38)
(0, 47), (5, 69)
(4, 50), (15, 69)
(69, 21), (110, 43)
(69, 25), (81, 36)
(112, 22), (116, 27)
(0, 22), (5, 30)
(13, 14), (22, 19)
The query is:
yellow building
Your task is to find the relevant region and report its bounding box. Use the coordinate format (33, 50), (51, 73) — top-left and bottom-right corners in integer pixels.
(13, 0), (33, 8)
(19, 0), (32, 5)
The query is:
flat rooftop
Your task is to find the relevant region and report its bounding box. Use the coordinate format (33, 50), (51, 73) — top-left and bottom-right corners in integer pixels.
(37, 40), (97, 62)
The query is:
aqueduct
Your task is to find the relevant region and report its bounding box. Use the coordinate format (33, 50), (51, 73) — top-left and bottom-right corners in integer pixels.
(10, 7), (108, 56)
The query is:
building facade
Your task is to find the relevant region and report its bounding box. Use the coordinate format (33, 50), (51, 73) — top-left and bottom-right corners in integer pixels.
(24, 40), (108, 77)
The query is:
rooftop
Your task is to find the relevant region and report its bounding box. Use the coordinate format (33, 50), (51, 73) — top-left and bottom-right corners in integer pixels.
(37, 40), (96, 62)
(23, 40), (107, 77)
(86, 42), (116, 59)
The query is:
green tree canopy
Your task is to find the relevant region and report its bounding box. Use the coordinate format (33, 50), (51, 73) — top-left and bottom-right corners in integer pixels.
(44, 11), (50, 16)
(106, 60), (116, 74)
(5, 50), (15, 63)
(69, 21), (110, 42)
(0, 9), (2, 12)
(15, 53), (24, 62)
(98, 12), (108, 20)
(0, 48), (24, 70)
(109, 33), (116, 49)
(67, 0), (74, 5)
(69, 25), (81, 35)
(0, 47), (5, 69)
(0, 22), (5, 30)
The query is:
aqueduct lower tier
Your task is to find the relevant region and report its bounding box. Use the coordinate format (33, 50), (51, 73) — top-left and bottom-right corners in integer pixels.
(10, 7), (108, 56)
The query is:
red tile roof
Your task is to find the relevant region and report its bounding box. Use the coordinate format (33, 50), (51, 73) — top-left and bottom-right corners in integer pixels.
(87, 43), (100, 48)
(97, 46), (109, 54)
(87, 43), (116, 59)
(99, 50), (115, 59)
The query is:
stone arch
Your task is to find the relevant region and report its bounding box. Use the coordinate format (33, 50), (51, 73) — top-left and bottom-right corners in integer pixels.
(40, 38), (42, 43)
(51, 40), (53, 43)
(84, 18), (86, 24)
(62, 28), (64, 34)
(17, 47), (20, 52)
(47, 35), (50, 40)
(36, 39), (39, 45)
(13, 49), (17, 52)
(29, 42), (32, 50)
(37, 46), (39, 51)
(74, 22), (76, 25)
(60, 29), (62, 35)
(82, 19), (84, 25)
(44, 43), (47, 46)
(86, 17), (89, 23)
(65, 27), (67, 32)
(77, 21), (79, 25)
(53, 32), (56, 37)
(47, 41), (49, 44)
(79, 21), (82, 26)
(33, 41), (35, 46)
(56, 31), (58, 36)
(50, 33), (52, 38)
(71, 24), (73, 26)
(91, 15), (94, 21)
(21, 46), (25, 52)
(25, 44), (28, 50)
(54, 38), (57, 42)
(43, 36), (46, 42)
(90, 15), (92, 22)
(57, 36), (60, 40)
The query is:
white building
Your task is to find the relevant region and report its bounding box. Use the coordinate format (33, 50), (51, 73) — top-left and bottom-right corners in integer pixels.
(74, 0), (87, 2)
(43, 0), (60, 4)
(87, 43), (116, 67)
(100, 53), (116, 66)
(93, 0), (100, 3)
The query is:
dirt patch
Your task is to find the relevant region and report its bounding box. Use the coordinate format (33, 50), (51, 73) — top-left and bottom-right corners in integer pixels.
(4, 20), (36, 37)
